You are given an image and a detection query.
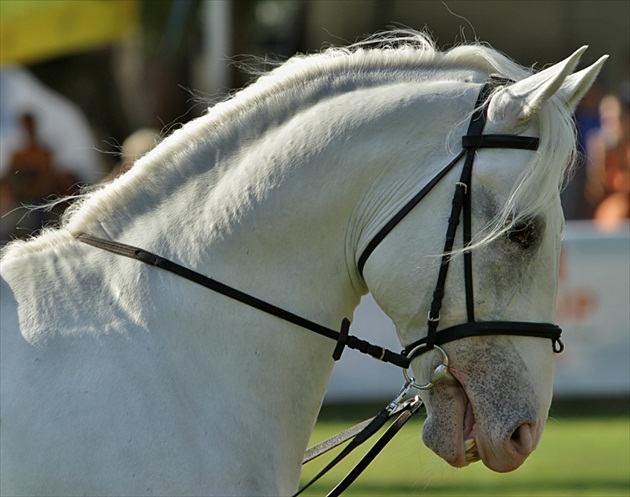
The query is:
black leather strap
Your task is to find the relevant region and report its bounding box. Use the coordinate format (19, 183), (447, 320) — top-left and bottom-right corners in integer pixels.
(326, 398), (423, 497)
(302, 417), (375, 465)
(403, 321), (564, 362)
(421, 79), (549, 353)
(294, 397), (423, 497)
(425, 80), (494, 344)
(294, 407), (390, 496)
(77, 233), (412, 369)
(357, 149), (466, 276)
(461, 83), (493, 325)
(463, 134), (539, 150)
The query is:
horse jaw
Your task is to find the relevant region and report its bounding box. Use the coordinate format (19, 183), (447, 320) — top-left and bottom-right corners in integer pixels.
(418, 337), (554, 472)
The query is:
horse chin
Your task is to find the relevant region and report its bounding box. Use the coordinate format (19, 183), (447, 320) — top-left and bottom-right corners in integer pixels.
(421, 373), (540, 473)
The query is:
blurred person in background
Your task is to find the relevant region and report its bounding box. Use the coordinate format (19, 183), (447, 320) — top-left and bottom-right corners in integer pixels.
(0, 66), (101, 244)
(585, 93), (630, 230)
(563, 84), (603, 219)
(0, 112), (73, 240)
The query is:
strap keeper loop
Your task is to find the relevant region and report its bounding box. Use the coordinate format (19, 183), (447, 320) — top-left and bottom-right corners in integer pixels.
(553, 337), (565, 354)
(332, 318), (351, 361)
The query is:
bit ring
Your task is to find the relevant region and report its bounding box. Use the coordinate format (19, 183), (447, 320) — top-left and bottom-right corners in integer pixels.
(403, 345), (459, 390)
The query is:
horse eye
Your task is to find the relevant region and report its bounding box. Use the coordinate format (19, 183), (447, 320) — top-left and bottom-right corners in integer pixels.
(506, 220), (537, 249)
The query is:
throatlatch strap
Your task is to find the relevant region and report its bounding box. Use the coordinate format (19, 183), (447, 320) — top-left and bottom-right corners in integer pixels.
(76, 233), (412, 369)
(357, 149), (466, 276)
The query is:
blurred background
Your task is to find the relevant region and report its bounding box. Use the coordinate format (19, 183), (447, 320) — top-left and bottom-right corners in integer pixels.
(1, 1), (628, 495)
(1, 0), (628, 237)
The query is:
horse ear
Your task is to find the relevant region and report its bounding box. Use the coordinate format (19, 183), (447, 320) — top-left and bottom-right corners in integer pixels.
(488, 46), (605, 125)
(556, 55), (608, 110)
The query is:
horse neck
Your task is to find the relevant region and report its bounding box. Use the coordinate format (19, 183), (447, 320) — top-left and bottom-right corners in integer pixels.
(70, 73), (477, 382)
(62, 78), (476, 484)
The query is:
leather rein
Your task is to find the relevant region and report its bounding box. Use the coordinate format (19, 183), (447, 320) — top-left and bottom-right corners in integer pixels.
(76, 78), (563, 495)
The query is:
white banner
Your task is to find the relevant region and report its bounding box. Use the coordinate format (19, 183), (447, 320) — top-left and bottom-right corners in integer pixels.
(324, 220), (630, 401)
(553, 220), (629, 395)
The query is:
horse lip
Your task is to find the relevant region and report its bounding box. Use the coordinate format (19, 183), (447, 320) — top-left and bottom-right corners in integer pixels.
(463, 395), (476, 439)
(448, 368), (481, 466)
(462, 390), (480, 464)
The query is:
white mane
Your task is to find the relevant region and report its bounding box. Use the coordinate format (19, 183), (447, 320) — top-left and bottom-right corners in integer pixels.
(2, 30), (576, 261)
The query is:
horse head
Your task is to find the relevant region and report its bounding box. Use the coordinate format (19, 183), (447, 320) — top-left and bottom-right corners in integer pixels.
(362, 48), (606, 472)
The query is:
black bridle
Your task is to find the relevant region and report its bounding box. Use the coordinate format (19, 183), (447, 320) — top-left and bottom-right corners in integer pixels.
(78, 77), (561, 371)
(357, 77), (564, 363)
(76, 77), (563, 495)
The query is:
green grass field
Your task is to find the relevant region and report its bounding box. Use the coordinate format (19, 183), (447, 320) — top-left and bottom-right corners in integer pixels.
(299, 400), (629, 497)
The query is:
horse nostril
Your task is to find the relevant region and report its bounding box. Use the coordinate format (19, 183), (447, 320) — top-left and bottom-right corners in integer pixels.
(509, 423), (535, 456)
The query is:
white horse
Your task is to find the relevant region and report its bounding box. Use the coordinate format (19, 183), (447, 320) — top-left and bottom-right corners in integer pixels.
(1, 32), (605, 496)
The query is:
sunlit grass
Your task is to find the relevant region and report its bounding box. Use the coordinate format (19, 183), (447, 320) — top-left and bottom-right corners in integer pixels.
(299, 409), (629, 496)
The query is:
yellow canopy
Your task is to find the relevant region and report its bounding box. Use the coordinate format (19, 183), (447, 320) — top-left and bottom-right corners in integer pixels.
(0, 0), (138, 66)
